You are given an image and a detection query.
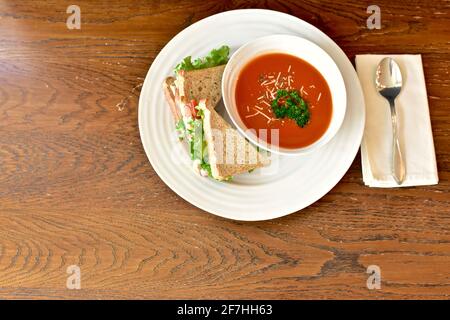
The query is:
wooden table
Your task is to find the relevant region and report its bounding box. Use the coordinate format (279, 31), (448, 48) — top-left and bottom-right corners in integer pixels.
(0, 0), (448, 300)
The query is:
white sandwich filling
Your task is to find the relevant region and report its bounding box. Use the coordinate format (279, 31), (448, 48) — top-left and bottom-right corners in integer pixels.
(198, 104), (224, 181)
(173, 78), (231, 181)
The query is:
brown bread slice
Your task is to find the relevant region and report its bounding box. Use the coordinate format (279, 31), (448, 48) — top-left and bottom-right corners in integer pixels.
(178, 64), (226, 109)
(198, 100), (270, 180)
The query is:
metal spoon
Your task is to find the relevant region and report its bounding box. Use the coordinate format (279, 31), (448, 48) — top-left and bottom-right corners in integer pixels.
(375, 57), (405, 185)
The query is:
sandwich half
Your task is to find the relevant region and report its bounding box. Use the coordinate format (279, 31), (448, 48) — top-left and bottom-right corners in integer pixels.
(197, 100), (269, 180)
(162, 47), (270, 181)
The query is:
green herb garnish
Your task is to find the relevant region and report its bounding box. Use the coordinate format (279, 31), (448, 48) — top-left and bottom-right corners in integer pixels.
(174, 45), (230, 73)
(271, 89), (311, 127)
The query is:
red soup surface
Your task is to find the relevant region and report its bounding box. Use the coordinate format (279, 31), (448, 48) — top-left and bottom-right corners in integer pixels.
(235, 53), (333, 149)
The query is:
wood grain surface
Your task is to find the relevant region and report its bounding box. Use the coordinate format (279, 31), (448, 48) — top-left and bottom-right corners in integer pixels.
(0, 0), (449, 300)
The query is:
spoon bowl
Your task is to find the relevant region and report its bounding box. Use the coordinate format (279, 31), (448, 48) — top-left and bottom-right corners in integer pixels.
(376, 58), (403, 100)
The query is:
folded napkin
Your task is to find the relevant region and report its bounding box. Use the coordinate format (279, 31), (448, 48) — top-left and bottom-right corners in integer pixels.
(356, 54), (438, 187)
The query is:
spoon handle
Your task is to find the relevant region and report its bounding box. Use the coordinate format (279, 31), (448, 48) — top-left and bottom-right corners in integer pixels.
(389, 100), (406, 184)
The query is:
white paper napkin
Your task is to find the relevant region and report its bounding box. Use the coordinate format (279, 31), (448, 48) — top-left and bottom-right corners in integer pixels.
(355, 54), (438, 187)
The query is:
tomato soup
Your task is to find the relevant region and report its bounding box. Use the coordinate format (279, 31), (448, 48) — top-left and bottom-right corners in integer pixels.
(235, 53), (333, 149)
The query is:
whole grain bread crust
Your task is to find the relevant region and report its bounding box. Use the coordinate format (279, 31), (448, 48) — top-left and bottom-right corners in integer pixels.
(162, 76), (181, 122)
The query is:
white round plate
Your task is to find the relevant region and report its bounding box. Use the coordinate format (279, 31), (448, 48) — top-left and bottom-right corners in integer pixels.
(138, 9), (365, 221)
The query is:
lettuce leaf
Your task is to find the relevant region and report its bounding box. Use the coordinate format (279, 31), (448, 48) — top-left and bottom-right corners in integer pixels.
(190, 119), (203, 160)
(175, 118), (185, 140)
(200, 163), (212, 177)
(175, 45), (230, 73)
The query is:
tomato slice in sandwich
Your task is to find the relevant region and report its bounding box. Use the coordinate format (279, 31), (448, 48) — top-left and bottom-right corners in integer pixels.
(189, 99), (200, 119)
